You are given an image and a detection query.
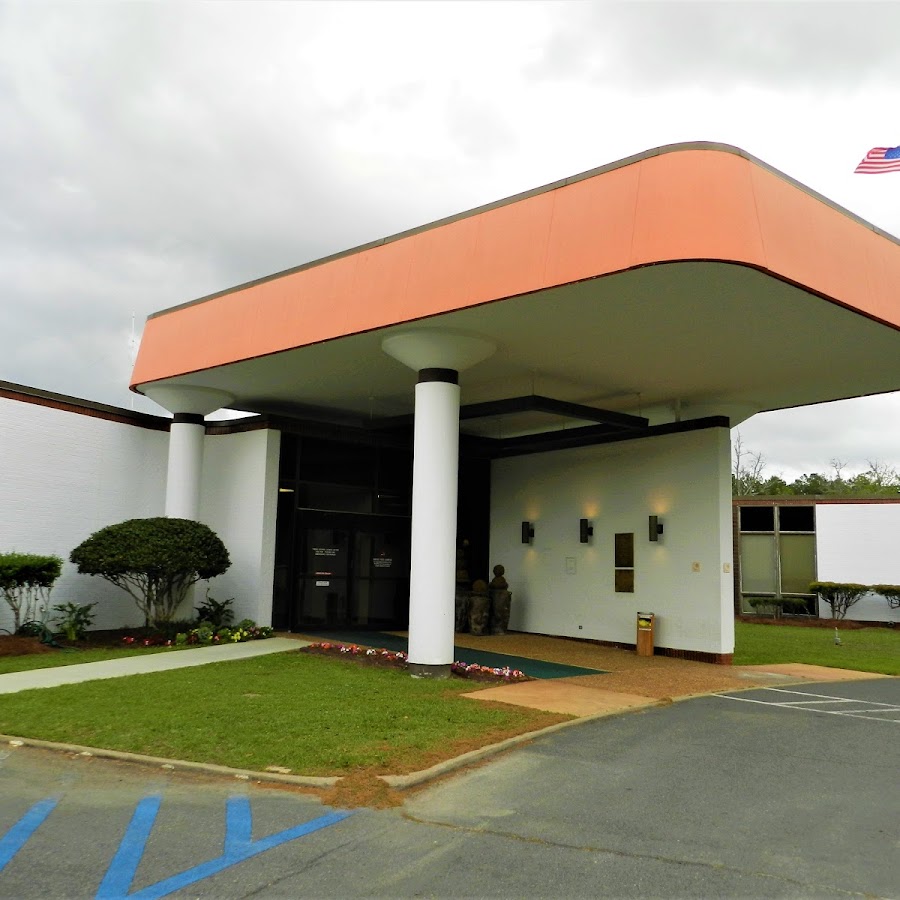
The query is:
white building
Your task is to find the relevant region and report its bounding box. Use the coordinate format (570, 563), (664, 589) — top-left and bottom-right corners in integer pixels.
(5, 144), (900, 668)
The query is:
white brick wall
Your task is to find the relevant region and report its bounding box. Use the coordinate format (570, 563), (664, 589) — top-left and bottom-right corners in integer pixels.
(0, 398), (168, 631)
(0, 394), (282, 633)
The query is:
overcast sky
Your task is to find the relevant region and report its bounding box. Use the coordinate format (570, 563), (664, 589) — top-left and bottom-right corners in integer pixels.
(2, 1), (900, 482)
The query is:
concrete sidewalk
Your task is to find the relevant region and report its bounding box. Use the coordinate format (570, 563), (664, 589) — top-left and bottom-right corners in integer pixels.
(460, 662), (890, 716)
(0, 637), (308, 694)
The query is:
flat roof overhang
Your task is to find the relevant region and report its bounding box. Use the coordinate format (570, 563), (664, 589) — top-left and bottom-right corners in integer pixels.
(131, 142), (900, 435)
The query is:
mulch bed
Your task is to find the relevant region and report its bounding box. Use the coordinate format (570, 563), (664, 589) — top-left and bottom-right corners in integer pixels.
(0, 635), (58, 656)
(0, 629), (164, 657)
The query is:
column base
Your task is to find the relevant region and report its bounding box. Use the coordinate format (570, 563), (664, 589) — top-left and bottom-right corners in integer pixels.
(408, 662), (452, 679)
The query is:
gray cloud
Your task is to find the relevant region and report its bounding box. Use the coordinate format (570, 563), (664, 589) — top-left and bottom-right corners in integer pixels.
(529, 2), (900, 89)
(0, 2), (460, 407)
(2, 0), (899, 472)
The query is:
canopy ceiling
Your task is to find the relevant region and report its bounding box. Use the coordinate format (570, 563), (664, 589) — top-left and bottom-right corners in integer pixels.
(132, 142), (900, 434)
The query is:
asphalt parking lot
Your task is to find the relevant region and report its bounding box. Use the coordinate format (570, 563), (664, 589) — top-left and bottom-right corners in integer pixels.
(1, 678), (896, 899)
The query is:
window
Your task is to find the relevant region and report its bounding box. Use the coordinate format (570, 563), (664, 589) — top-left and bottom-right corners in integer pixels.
(740, 506), (774, 531)
(614, 533), (634, 593)
(738, 504), (816, 615)
(779, 505), (814, 532)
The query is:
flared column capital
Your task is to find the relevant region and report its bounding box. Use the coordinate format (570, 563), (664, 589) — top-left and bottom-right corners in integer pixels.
(142, 384), (235, 416)
(382, 330), (495, 373)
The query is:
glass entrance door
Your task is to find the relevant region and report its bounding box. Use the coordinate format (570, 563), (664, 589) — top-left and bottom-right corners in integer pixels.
(353, 525), (409, 628)
(293, 512), (409, 630)
(297, 524), (350, 628)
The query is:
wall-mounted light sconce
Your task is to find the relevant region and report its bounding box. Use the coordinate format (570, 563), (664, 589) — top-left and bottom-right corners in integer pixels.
(649, 515), (664, 542)
(579, 518), (594, 543)
(521, 521), (535, 544)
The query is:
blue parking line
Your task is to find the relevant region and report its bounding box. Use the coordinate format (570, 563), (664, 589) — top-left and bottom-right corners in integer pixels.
(223, 794), (252, 854)
(0, 798), (59, 872)
(96, 796), (352, 900)
(95, 796), (162, 899)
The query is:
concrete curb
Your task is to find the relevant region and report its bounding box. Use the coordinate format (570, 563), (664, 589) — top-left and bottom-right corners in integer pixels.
(379, 700), (665, 789)
(1, 733), (339, 788)
(6, 670), (883, 793)
(2, 702), (664, 794)
(381, 672), (889, 789)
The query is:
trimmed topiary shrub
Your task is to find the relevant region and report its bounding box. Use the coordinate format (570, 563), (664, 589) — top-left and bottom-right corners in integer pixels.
(70, 518), (230, 626)
(0, 552), (63, 632)
(809, 581), (870, 620)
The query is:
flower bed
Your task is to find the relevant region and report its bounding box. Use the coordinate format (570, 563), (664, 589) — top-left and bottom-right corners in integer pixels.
(300, 642), (529, 683)
(122, 620), (274, 648)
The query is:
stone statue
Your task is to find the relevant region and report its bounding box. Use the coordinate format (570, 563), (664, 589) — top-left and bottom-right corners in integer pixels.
(489, 564), (512, 634)
(468, 579), (491, 635)
(489, 564), (508, 592)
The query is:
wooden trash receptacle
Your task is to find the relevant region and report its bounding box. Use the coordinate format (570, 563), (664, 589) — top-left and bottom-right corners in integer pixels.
(636, 612), (655, 657)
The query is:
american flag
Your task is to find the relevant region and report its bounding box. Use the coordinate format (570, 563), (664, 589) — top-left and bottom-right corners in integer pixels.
(854, 146), (900, 174)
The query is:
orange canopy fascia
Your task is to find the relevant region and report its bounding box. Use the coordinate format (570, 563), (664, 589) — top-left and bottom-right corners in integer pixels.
(131, 143), (900, 390)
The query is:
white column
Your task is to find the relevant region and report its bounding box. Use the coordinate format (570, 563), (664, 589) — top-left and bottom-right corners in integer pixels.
(407, 370), (461, 676)
(140, 385), (235, 522)
(165, 414), (206, 519)
(382, 331), (495, 678)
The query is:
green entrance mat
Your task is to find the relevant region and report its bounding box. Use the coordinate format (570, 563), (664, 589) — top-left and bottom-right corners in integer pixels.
(304, 630), (607, 680)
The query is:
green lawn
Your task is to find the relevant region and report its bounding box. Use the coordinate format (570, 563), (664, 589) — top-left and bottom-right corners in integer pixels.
(0, 651), (566, 776)
(734, 621), (900, 674)
(1, 623), (895, 777)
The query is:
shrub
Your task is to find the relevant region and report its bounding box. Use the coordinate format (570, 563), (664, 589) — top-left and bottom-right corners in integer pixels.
(194, 592), (234, 629)
(153, 618), (198, 640)
(50, 602), (97, 641)
(0, 552), (63, 632)
(809, 581), (870, 620)
(70, 518), (230, 626)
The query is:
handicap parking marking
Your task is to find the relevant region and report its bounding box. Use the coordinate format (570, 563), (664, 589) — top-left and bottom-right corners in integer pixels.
(715, 687), (900, 723)
(0, 797), (58, 872)
(0, 794), (353, 899)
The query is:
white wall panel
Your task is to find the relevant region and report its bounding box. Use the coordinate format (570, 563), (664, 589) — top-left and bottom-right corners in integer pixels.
(815, 504), (900, 623)
(199, 429), (280, 626)
(490, 427), (734, 655)
(0, 398), (168, 631)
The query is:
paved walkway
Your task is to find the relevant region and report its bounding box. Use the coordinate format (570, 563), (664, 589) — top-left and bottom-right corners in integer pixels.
(0, 638), (307, 694)
(461, 662), (890, 716)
